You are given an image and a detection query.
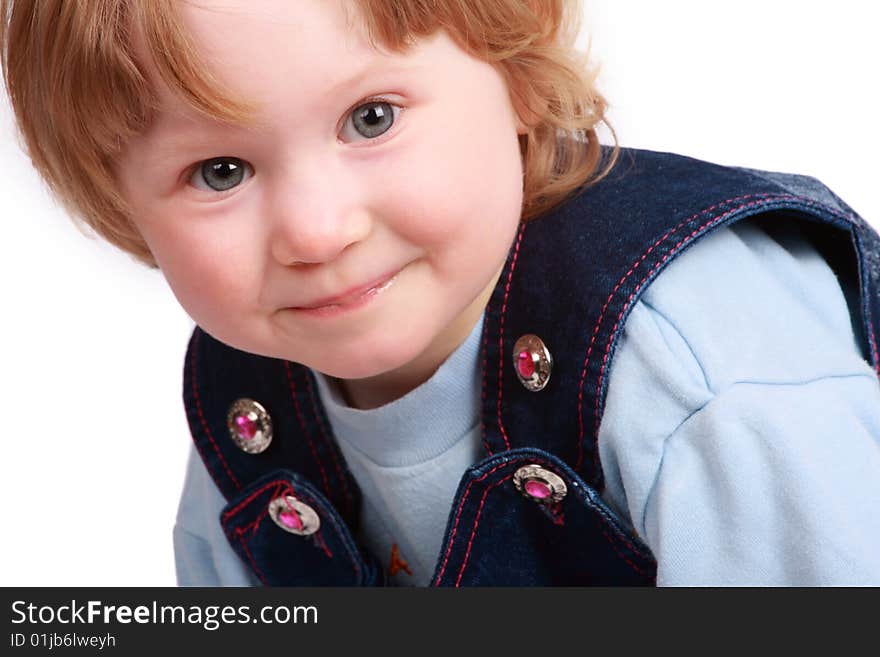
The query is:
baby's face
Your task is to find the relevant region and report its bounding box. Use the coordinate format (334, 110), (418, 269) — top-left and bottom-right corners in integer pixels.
(117, 0), (524, 381)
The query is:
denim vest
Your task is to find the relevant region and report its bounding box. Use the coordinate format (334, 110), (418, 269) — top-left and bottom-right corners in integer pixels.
(183, 147), (880, 586)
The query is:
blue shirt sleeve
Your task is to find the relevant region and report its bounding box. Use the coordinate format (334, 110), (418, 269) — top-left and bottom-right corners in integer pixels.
(598, 218), (880, 585)
(173, 447), (261, 586)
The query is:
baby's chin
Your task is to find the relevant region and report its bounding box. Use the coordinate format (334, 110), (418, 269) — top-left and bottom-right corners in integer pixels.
(200, 314), (438, 382)
(297, 346), (424, 382)
(215, 337), (417, 379)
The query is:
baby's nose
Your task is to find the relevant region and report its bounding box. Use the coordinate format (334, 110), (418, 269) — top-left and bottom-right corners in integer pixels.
(268, 170), (372, 266)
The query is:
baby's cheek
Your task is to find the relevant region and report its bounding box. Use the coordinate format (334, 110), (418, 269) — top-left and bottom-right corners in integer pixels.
(384, 143), (521, 249)
(157, 239), (255, 329)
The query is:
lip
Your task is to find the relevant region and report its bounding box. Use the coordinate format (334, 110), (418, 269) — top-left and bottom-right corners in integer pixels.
(287, 267), (403, 317)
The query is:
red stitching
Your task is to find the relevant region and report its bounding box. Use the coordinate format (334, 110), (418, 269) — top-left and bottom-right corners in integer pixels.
(304, 371), (354, 516)
(576, 193), (867, 475)
(433, 460), (511, 584)
(590, 198), (777, 470)
(599, 526), (651, 577)
(238, 534), (269, 585)
(223, 480), (292, 521)
(549, 504), (566, 526)
(225, 480), (363, 581)
(282, 486), (362, 581)
(495, 223), (527, 451)
(871, 329), (880, 377)
(284, 362), (333, 500)
(444, 458), (652, 585)
(866, 308), (880, 377)
(574, 193), (774, 470)
(230, 484), (336, 559)
(480, 315), (492, 455)
(454, 475), (509, 586)
(860, 268), (880, 376)
(238, 504), (274, 539)
(190, 331), (241, 489)
(312, 530), (334, 560)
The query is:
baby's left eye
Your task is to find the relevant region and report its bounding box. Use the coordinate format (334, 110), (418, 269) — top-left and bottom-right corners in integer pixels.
(339, 101), (401, 142)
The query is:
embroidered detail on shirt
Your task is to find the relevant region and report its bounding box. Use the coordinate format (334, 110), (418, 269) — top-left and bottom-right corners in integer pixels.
(388, 544), (413, 577)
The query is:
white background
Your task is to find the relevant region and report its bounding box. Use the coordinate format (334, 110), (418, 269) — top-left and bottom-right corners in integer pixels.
(1, 1), (878, 585)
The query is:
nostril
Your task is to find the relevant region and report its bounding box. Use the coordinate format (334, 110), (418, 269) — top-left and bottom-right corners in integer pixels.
(270, 210), (368, 266)
(283, 260), (321, 272)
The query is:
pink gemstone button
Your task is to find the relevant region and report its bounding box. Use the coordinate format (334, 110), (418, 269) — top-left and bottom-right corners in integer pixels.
(524, 478), (552, 500)
(513, 464), (567, 504)
(234, 413), (258, 440)
(279, 509), (304, 531)
(227, 398), (273, 454)
(269, 495), (321, 536)
(512, 334), (552, 392)
(517, 350), (536, 379)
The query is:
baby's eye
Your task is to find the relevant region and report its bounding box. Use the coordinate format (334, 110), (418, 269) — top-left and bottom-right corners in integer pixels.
(339, 100), (400, 142)
(189, 157), (254, 192)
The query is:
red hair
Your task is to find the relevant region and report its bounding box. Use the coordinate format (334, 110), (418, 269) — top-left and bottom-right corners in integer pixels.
(1, 0), (615, 266)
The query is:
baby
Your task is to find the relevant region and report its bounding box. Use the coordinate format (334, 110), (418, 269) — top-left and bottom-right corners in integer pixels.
(2, 0), (879, 586)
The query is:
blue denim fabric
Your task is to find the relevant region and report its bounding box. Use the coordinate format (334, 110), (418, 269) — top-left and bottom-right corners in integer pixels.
(182, 147), (880, 586)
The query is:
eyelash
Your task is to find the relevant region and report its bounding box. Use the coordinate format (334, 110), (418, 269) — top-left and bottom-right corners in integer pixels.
(184, 95), (404, 196)
(338, 95), (403, 145)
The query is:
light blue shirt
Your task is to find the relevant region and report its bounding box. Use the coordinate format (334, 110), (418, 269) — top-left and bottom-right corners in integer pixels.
(310, 317), (483, 586)
(173, 218), (880, 586)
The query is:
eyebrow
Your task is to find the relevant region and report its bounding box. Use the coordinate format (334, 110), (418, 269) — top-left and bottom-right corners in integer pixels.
(324, 59), (418, 101)
(143, 60), (417, 154)
(138, 123), (233, 171)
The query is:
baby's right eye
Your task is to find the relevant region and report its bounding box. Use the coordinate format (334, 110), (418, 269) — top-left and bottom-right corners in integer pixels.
(189, 157), (254, 192)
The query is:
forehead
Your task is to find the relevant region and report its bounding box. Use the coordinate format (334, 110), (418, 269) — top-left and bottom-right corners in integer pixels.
(139, 0), (435, 135)
(179, 0), (371, 96)
(181, 0), (406, 110)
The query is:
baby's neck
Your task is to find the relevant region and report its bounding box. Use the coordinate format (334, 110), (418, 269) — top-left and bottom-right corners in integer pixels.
(336, 370), (432, 410)
(336, 326), (464, 409)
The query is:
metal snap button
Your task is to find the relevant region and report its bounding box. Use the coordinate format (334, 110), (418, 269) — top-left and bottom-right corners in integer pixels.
(513, 334), (552, 392)
(227, 398), (273, 454)
(268, 495), (321, 536)
(513, 464), (567, 503)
